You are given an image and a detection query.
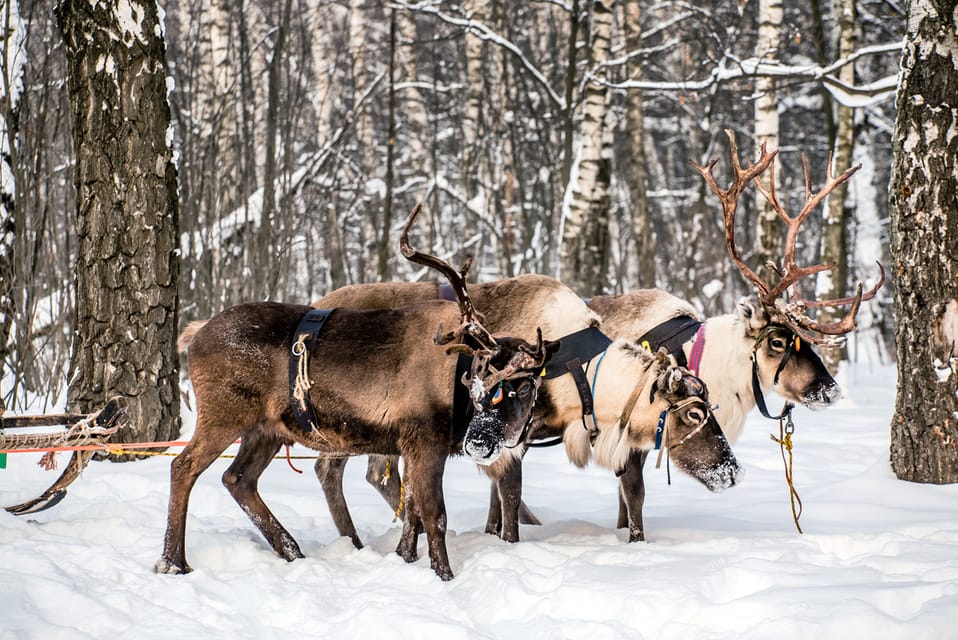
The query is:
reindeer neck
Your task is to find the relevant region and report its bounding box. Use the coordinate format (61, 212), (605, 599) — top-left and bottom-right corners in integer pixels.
(688, 313), (755, 444)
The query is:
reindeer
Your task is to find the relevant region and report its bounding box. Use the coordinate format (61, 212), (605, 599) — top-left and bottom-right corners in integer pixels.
(307, 278), (743, 545)
(590, 129), (885, 537)
(155, 205), (554, 581)
(306, 132), (883, 544)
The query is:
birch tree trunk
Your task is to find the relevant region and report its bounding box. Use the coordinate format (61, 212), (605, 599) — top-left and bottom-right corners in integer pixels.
(817, 0), (856, 373)
(888, 0), (958, 484)
(57, 0), (180, 449)
(753, 0), (783, 283)
(462, 0), (488, 204)
(559, 0), (614, 295)
(623, 0), (654, 289)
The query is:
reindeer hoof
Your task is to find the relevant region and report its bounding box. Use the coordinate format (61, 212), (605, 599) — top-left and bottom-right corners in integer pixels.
(433, 565), (454, 582)
(153, 558), (192, 575)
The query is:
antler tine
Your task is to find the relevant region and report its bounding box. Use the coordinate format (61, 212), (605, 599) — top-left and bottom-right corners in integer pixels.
(802, 261), (886, 309)
(690, 129), (778, 299)
(399, 203), (499, 350)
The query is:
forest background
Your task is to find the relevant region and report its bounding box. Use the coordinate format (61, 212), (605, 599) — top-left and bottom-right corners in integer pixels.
(1, 0), (904, 411)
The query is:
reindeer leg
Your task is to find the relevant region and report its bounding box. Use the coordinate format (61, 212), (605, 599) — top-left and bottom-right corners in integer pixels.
(484, 477), (502, 536)
(496, 459), (523, 543)
(155, 416), (239, 574)
(315, 455), (363, 549)
(222, 429), (304, 562)
(396, 482), (422, 563)
(366, 454), (402, 515)
(617, 449), (649, 542)
(403, 449), (452, 581)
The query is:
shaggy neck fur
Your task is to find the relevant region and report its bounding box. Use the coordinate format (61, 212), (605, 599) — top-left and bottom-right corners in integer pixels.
(562, 341), (667, 471)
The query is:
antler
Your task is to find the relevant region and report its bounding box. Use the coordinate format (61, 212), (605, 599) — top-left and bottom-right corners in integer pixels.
(692, 129), (884, 345)
(476, 328), (549, 392)
(399, 203), (499, 350)
(690, 129), (779, 301)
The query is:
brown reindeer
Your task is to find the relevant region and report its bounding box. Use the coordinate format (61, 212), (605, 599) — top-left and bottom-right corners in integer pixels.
(155, 205), (554, 581)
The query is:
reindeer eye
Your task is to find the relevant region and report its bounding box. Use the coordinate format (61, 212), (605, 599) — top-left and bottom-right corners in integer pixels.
(687, 409), (705, 424)
(768, 336), (787, 352)
(491, 384), (503, 405)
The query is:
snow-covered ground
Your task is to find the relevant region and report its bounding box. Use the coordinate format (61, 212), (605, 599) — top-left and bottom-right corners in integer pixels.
(2, 363), (957, 639)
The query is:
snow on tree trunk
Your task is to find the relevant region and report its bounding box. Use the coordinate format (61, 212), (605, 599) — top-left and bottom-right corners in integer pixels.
(622, 0), (654, 289)
(888, 0), (958, 484)
(57, 0), (180, 449)
(753, 0), (783, 283)
(559, 0), (614, 295)
(462, 0), (488, 204)
(0, 0), (25, 386)
(816, 0), (856, 373)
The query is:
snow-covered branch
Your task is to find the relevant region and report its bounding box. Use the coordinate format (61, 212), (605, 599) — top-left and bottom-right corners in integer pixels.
(597, 40), (903, 106)
(390, 1), (566, 110)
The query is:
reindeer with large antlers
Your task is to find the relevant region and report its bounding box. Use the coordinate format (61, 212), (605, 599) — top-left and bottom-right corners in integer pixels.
(155, 205), (554, 581)
(690, 129), (884, 349)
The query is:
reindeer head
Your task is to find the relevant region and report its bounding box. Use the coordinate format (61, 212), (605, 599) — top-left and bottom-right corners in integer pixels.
(399, 204), (557, 463)
(691, 129), (885, 408)
(646, 360), (742, 491)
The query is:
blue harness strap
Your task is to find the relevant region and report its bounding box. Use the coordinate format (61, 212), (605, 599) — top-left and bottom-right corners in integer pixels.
(288, 308), (336, 434)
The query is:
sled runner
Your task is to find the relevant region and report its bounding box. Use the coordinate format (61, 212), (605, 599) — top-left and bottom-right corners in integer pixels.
(1, 397), (127, 515)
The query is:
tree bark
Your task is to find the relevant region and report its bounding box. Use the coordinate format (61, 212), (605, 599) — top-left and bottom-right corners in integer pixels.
(623, 0), (655, 289)
(559, 0), (614, 295)
(817, 0), (856, 373)
(753, 0), (783, 283)
(57, 0), (180, 450)
(0, 0), (24, 387)
(888, 0), (958, 484)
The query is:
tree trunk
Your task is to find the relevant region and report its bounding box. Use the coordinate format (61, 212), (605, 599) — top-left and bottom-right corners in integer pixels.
(559, 0), (614, 295)
(753, 0), (783, 283)
(888, 0), (958, 484)
(0, 0), (25, 387)
(816, 0), (856, 373)
(57, 0), (180, 450)
(623, 0), (654, 289)
(379, 8), (396, 281)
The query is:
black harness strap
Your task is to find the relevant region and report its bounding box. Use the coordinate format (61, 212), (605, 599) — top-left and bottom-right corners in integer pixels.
(289, 308), (336, 433)
(543, 326), (613, 379)
(635, 316), (702, 367)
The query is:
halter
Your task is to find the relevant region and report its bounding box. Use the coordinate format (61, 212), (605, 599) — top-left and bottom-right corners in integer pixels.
(501, 373), (543, 449)
(750, 325), (797, 421)
(653, 395), (712, 470)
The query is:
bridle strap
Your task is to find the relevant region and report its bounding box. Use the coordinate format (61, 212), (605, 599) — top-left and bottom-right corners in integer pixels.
(750, 327), (796, 421)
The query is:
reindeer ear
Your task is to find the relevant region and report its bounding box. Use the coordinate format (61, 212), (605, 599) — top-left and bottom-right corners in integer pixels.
(737, 296), (768, 337)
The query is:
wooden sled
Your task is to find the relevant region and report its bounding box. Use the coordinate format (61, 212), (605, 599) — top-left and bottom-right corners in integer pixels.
(1, 397), (127, 515)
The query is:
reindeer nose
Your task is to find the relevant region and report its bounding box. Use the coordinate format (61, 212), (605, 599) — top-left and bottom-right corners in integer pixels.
(464, 438), (501, 464)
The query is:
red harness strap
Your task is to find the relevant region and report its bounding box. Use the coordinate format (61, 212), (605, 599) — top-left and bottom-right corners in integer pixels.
(687, 325), (706, 376)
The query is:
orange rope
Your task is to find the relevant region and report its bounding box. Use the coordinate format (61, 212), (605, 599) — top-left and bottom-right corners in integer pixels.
(0, 439), (234, 455)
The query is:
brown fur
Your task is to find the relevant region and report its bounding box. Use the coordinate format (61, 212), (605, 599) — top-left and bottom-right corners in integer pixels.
(156, 300), (545, 581)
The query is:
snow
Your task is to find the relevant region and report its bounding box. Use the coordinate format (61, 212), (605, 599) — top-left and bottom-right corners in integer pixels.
(2, 364), (958, 639)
